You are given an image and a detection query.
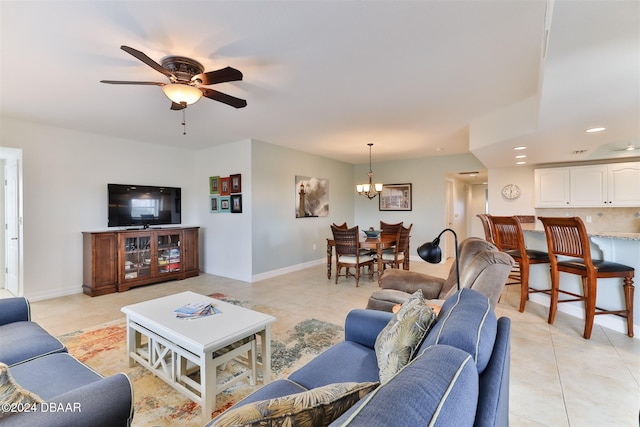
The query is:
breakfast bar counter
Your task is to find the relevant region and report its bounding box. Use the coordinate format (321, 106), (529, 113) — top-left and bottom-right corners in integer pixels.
(520, 224), (639, 336)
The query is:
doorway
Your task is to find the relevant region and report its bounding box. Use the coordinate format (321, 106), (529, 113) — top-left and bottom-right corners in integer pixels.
(1, 147), (23, 297)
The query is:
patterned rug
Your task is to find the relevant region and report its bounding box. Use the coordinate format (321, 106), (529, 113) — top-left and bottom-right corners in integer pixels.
(58, 294), (343, 427)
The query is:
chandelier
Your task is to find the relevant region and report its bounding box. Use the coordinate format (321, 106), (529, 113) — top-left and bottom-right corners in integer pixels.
(356, 143), (383, 199)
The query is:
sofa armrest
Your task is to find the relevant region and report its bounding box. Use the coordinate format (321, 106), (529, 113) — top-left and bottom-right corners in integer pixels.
(0, 298), (30, 326)
(344, 309), (392, 348)
(0, 373), (134, 427)
(379, 269), (444, 299)
(475, 317), (510, 427)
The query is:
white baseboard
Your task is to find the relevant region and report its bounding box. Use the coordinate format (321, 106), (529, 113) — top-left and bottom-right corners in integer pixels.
(25, 286), (82, 302)
(251, 258), (325, 282)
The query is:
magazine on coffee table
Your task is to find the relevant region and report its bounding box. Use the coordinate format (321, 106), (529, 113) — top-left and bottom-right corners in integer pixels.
(174, 302), (220, 319)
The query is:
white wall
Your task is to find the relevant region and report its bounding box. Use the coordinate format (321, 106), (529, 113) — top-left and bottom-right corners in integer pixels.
(193, 139), (253, 282)
(354, 153), (486, 254)
(1, 117), (196, 300)
(488, 165), (536, 215)
(250, 141), (354, 279)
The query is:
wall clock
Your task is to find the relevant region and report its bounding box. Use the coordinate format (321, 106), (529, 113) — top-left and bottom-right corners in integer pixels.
(502, 184), (521, 200)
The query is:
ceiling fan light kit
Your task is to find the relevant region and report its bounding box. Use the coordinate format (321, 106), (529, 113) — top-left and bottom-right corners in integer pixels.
(101, 45), (247, 133)
(162, 83), (203, 105)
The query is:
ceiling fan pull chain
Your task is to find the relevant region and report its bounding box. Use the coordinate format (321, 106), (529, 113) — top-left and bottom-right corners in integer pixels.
(182, 105), (187, 135)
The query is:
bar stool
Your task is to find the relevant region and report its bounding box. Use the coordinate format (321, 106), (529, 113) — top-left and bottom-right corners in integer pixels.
(490, 216), (551, 312)
(539, 216), (634, 339)
(476, 214), (496, 245)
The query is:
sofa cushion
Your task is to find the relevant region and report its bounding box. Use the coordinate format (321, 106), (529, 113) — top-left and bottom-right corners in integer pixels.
(0, 362), (43, 419)
(288, 341), (380, 390)
(374, 290), (437, 384)
(209, 381), (379, 427)
(418, 288), (496, 373)
(0, 321), (66, 366)
(331, 345), (479, 426)
(9, 353), (103, 400)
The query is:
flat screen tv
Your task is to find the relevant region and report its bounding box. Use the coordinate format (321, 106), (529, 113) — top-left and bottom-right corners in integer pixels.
(108, 184), (181, 228)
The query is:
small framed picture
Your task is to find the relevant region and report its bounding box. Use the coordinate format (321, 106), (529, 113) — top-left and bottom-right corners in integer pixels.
(230, 194), (242, 213)
(219, 196), (231, 213)
(379, 183), (412, 211)
(220, 177), (230, 196)
(209, 195), (219, 213)
(230, 174), (242, 193)
(209, 176), (220, 194)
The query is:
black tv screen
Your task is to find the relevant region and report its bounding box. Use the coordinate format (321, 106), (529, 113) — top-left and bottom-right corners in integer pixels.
(108, 184), (181, 228)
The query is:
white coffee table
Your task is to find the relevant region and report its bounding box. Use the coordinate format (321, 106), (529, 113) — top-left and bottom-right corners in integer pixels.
(121, 291), (276, 421)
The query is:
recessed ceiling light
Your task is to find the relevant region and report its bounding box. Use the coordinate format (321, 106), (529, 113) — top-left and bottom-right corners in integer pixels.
(586, 127), (606, 133)
(515, 155), (527, 159)
(516, 161), (527, 165)
(513, 146), (527, 150)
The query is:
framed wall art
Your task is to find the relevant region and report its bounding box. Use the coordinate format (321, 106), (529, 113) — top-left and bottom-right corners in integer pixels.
(379, 183), (412, 211)
(295, 175), (329, 218)
(230, 174), (242, 193)
(230, 194), (243, 213)
(219, 196), (231, 213)
(209, 195), (219, 213)
(209, 176), (220, 194)
(220, 177), (231, 196)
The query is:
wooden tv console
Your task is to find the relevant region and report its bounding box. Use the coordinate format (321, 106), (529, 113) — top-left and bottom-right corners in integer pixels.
(82, 227), (199, 296)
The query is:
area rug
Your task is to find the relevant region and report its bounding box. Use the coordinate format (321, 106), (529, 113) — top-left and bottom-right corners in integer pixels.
(58, 294), (343, 427)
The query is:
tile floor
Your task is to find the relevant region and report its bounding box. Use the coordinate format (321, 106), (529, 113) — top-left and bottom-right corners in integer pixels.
(3, 261), (639, 426)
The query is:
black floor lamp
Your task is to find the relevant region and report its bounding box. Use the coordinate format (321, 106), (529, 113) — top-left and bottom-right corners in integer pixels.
(417, 228), (460, 291)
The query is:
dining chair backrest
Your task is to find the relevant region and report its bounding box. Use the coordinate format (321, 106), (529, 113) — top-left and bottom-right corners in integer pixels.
(396, 223), (412, 253)
(380, 221), (403, 237)
(331, 225), (360, 257)
(476, 214), (495, 244)
(332, 222), (348, 230)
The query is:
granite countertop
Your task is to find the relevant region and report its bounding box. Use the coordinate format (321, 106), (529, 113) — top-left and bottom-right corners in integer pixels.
(521, 224), (640, 241)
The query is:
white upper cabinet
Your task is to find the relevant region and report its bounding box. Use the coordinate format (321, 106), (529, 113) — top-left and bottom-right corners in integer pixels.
(608, 162), (640, 206)
(535, 168), (570, 207)
(570, 165), (607, 206)
(535, 162), (640, 208)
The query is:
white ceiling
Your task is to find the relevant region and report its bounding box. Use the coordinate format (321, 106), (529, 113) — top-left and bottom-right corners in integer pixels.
(1, 1), (638, 172)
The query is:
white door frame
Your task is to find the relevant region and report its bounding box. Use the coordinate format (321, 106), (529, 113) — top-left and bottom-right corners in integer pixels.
(1, 147), (24, 297)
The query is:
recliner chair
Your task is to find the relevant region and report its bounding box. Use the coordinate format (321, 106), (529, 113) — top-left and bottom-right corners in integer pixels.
(366, 237), (515, 311)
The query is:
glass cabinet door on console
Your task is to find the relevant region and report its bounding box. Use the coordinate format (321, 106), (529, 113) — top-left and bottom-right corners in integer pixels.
(157, 231), (181, 275)
(123, 234), (152, 281)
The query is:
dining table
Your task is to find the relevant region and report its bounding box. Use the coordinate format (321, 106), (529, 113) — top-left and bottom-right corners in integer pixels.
(326, 234), (409, 284)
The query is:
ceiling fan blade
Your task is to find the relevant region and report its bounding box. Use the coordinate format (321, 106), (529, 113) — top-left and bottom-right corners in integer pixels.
(170, 102), (186, 111)
(193, 66), (243, 85)
(201, 88), (247, 109)
(120, 45), (175, 81)
(100, 80), (164, 86)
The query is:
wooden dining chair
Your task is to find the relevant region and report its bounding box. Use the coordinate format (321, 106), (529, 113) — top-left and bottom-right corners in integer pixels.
(490, 216), (551, 312)
(538, 216), (634, 339)
(331, 225), (375, 287)
(476, 214), (496, 245)
(380, 221), (403, 237)
(381, 223), (412, 271)
(332, 222), (348, 230)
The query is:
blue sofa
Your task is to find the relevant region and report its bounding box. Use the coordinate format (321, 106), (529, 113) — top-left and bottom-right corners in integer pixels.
(0, 297), (134, 426)
(208, 288), (510, 426)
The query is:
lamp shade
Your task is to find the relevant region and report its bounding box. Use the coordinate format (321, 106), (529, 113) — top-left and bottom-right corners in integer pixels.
(417, 228), (460, 291)
(162, 83), (203, 105)
(417, 240), (442, 264)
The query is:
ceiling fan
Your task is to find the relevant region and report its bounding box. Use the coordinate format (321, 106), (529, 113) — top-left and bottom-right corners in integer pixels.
(101, 45), (247, 110)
